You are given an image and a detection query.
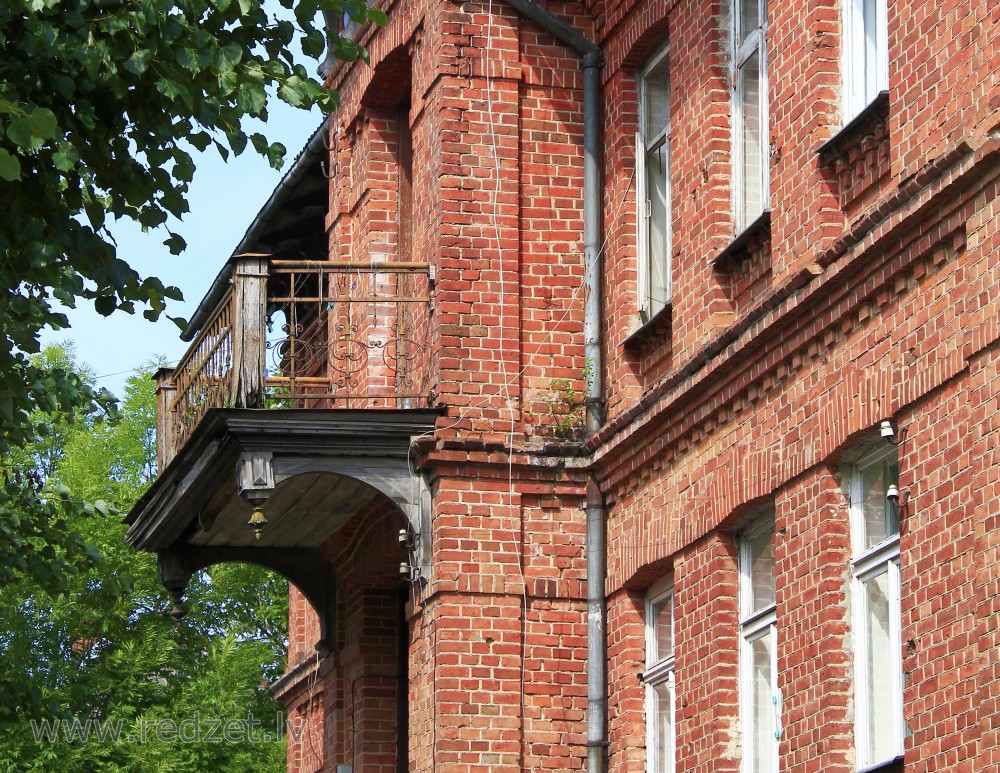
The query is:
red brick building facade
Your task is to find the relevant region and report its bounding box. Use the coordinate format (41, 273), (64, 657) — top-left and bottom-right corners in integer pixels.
(131, 0), (1000, 770)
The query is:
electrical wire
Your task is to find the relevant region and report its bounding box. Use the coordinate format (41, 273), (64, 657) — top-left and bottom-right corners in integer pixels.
(479, 2), (538, 767)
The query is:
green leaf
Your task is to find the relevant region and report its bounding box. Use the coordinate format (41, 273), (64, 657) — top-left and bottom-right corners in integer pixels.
(173, 153), (195, 183)
(94, 295), (116, 316)
(218, 68), (238, 94)
(301, 29), (325, 58)
(84, 201), (107, 230)
(6, 117), (34, 149)
(51, 143), (79, 172)
(189, 131), (212, 151)
(176, 47), (199, 72)
(124, 49), (153, 76)
(277, 76), (309, 107)
(163, 233), (186, 255)
(219, 43), (242, 70)
(368, 7), (388, 25)
(266, 142), (286, 170)
(137, 206), (168, 228)
(0, 148), (20, 181)
(227, 130), (248, 156)
(250, 132), (268, 155)
(27, 108), (59, 141)
(236, 83), (266, 115)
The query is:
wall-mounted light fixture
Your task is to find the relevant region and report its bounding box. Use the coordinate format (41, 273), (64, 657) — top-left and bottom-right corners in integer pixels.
(886, 483), (910, 510)
(247, 503), (268, 540)
(880, 419), (908, 446)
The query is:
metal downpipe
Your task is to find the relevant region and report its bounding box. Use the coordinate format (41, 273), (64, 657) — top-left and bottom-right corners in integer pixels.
(581, 52), (608, 773)
(581, 52), (604, 436)
(484, 2), (609, 769)
(586, 479), (608, 772)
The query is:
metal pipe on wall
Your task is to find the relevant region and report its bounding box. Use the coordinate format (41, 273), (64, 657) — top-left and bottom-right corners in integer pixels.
(491, 2), (608, 770)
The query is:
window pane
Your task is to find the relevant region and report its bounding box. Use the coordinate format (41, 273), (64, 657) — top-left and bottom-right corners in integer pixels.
(861, 456), (899, 550)
(740, 0), (759, 43)
(863, 0), (878, 102)
(739, 51), (762, 228)
(861, 459), (887, 547)
(652, 593), (673, 662)
(751, 630), (776, 771)
(652, 678), (674, 773)
(644, 56), (670, 140)
(864, 569), (894, 763)
(747, 525), (775, 614)
(646, 142), (670, 312)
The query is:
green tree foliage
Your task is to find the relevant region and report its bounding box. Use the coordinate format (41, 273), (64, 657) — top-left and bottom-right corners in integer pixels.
(0, 0), (382, 717)
(0, 345), (290, 769)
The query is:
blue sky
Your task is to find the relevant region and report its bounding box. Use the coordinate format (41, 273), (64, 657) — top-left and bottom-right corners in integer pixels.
(40, 96), (323, 398)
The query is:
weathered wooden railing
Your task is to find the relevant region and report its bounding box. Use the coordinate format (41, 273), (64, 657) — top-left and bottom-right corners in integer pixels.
(156, 258), (432, 471)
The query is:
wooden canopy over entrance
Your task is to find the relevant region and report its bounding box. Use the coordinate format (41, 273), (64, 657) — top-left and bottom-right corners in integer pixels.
(124, 408), (439, 652)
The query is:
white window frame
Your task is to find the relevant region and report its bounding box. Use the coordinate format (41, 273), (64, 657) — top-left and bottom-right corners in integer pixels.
(850, 446), (904, 768)
(731, 0), (769, 233)
(636, 43), (672, 321)
(739, 517), (780, 773)
(644, 577), (675, 773)
(843, 0), (888, 123)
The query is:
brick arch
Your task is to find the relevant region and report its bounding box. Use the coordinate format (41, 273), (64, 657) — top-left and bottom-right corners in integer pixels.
(602, 0), (673, 78)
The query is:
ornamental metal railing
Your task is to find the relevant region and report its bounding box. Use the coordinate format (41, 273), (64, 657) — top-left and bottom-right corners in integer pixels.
(264, 260), (432, 408)
(157, 258), (432, 470)
(165, 287), (235, 458)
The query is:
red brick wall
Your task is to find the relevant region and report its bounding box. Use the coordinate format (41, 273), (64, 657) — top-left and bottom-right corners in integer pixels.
(407, 465), (588, 770)
(288, 585), (322, 670)
(970, 345), (1000, 773)
(286, 692), (325, 773)
(673, 533), (740, 772)
(271, 0), (1000, 770)
(774, 467), (853, 771)
(898, 378), (980, 773)
(592, 0), (1000, 768)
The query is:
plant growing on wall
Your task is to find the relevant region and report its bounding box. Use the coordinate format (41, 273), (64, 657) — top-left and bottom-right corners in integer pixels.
(528, 364), (592, 441)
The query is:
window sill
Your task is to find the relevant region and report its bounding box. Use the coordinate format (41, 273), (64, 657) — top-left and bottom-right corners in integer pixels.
(815, 90), (890, 162)
(856, 754), (903, 773)
(710, 209), (772, 266)
(623, 302), (672, 349)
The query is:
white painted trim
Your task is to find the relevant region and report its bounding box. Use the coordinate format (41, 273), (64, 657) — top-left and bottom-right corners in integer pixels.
(645, 579), (676, 773)
(731, 0), (769, 233)
(636, 42), (672, 320)
(738, 517), (779, 773)
(849, 446), (904, 768)
(843, 0), (889, 122)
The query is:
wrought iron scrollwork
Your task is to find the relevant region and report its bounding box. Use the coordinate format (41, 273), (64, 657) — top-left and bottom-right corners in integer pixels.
(166, 260), (433, 456)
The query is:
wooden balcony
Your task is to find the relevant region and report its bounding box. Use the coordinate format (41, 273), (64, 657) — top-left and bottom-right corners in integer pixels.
(156, 258), (433, 471)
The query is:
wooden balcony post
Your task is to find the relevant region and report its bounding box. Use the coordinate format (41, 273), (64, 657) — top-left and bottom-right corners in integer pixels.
(154, 366), (177, 474)
(230, 256), (269, 408)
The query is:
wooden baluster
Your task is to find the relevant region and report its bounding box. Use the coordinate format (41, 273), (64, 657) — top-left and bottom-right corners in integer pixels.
(230, 256), (270, 408)
(154, 366), (177, 473)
